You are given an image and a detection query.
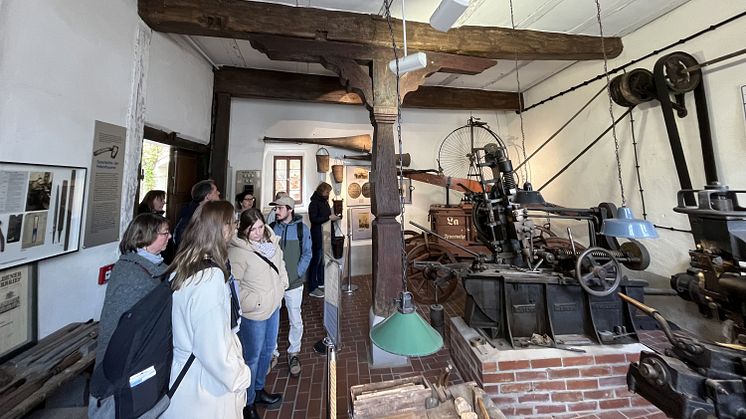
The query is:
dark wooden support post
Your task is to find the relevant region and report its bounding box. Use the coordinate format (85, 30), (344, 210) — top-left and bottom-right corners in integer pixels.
(211, 92), (231, 194)
(370, 107), (402, 317)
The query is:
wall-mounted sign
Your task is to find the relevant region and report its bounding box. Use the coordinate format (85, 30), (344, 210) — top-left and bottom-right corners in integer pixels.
(0, 162), (87, 270)
(0, 263), (37, 362)
(84, 121), (126, 248)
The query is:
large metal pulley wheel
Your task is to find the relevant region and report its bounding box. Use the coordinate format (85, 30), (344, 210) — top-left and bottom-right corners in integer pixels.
(575, 247), (622, 297)
(407, 242), (459, 304)
(660, 52), (701, 95)
(610, 68), (656, 107)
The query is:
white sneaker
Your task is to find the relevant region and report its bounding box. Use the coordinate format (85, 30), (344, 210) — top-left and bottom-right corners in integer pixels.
(309, 289), (324, 298)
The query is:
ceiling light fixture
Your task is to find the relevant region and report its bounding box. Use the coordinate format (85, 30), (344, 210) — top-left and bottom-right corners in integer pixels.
(371, 0), (444, 358)
(429, 0), (470, 32)
(388, 0), (427, 75)
(594, 0), (658, 240)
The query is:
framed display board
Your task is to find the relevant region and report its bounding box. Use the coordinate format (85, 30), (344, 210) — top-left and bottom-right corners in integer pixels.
(0, 162), (87, 270)
(349, 207), (374, 241)
(345, 166), (371, 207)
(0, 263), (37, 363)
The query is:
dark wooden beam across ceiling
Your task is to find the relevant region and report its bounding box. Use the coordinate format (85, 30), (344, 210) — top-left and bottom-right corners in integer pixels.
(214, 67), (521, 111)
(138, 0), (623, 61)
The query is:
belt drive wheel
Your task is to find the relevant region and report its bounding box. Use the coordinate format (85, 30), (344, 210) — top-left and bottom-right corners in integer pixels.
(661, 52), (701, 95)
(610, 68), (656, 107)
(406, 242), (459, 304)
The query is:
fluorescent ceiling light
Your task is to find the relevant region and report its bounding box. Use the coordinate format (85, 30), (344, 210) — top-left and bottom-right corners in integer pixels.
(388, 52), (428, 75)
(429, 0), (470, 32)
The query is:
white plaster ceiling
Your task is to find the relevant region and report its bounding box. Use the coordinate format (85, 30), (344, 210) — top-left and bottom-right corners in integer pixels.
(186, 0), (691, 92)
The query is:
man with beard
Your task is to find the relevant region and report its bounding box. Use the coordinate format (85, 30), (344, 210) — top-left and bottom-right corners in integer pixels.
(269, 196), (311, 377)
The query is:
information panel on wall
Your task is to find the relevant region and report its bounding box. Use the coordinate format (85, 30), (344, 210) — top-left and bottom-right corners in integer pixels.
(84, 121), (126, 248)
(0, 163), (87, 270)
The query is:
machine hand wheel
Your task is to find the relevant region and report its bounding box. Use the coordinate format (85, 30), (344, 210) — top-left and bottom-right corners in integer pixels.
(575, 247), (622, 297)
(407, 242), (459, 304)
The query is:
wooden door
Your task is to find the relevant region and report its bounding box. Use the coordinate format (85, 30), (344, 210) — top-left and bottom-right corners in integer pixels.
(166, 148), (200, 228)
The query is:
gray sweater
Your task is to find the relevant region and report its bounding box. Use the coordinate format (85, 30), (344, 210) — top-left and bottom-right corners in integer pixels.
(90, 252), (167, 397)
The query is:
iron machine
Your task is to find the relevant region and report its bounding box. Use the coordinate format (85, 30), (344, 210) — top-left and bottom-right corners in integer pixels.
(409, 117), (658, 350)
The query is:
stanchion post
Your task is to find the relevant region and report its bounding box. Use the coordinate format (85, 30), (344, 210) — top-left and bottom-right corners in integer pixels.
(325, 337), (337, 419)
(342, 208), (358, 294)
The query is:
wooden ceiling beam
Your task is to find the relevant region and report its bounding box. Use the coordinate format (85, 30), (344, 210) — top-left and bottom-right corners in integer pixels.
(214, 67), (520, 111)
(138, 0), (622, 60)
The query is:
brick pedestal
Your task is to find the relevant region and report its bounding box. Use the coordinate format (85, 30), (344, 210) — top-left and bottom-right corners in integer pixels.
(449, 317), (665, 418)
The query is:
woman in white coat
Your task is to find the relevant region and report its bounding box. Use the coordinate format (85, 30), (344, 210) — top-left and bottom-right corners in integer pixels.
(162, 201), (250, 419)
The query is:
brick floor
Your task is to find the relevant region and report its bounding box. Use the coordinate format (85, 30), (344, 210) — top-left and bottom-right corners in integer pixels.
(261, 275), (465, 419)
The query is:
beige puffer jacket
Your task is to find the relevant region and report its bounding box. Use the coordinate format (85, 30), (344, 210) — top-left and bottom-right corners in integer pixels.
(228, 229), (289, 321)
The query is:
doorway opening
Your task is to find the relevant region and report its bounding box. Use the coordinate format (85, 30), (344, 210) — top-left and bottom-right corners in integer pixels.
(138, 139), (171, 212)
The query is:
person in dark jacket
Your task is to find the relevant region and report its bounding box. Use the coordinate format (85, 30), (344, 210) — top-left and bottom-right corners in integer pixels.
(269, 196), (311, 377)
(136, 189), (166, 215)
(88, 213), (171, 418)
(307, 182), (339, 298)
(173, 179), (220, 248)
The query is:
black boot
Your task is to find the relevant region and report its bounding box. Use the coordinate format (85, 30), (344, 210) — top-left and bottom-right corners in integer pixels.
(243, 404), (259, 419)
(255, 389), (282, 405)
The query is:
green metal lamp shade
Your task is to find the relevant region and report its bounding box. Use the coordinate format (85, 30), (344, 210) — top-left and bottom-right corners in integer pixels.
(601, 206), (659, 239)
(370, 292), (444, 357)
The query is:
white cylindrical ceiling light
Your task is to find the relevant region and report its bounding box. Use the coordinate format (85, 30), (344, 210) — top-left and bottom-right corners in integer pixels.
(429, 0), (470, 32)
(388, 51), (428, 74)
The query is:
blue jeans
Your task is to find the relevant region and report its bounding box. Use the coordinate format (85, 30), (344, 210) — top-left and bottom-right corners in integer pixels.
(238, 308), (280, 405)
(308, 246), (324, 292)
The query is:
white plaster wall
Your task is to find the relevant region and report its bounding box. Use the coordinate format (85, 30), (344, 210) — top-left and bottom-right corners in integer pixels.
(145, 33), (214, 143)
(516, 0), (746, 279)
(0, 0), (213, 337)
(228, 98), (510, 275)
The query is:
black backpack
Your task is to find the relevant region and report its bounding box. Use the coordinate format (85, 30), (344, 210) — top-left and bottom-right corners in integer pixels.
(102, 279), (194, 419)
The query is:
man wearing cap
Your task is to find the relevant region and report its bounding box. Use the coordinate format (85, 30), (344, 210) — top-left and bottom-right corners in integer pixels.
(269, 195), (312, 377)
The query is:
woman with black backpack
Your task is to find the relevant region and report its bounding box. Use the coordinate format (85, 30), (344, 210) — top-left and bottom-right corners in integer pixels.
(88, 213), (171, 418)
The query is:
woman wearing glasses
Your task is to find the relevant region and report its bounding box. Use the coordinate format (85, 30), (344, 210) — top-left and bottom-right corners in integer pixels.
(235, 190), (256, 216)
(229, 208), (288, 419)
(89, 213), (172, 417)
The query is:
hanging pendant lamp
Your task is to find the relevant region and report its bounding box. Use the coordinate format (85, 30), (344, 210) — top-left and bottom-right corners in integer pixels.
(374, 1), (443, 358)
(370, 292), (444, 357)
(601, 206), (658, 239)
(593, 0), (657, 241)
(514, 182), (546, 206)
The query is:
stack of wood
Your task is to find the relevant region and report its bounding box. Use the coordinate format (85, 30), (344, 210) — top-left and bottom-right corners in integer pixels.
(350, 375), (505, 419)
(0, 321), (98, 419)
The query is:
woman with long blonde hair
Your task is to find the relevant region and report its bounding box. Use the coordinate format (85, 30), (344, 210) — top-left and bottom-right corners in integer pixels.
(162, 201), (250, 419)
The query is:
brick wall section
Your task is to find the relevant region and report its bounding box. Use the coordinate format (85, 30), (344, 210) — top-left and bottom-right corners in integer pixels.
(449, 318), (665, 418)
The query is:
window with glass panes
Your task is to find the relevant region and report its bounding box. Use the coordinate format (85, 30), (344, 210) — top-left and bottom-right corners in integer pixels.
(273, 156), (303, 204)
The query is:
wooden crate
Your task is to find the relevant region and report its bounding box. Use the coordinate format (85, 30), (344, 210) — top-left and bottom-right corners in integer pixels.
(350, 376), (432, 419)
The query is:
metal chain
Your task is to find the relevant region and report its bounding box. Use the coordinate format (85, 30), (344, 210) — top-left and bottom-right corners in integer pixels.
(383, 0), (409, 292)
(594, 0), (626, 206)
(508, 0), (530, 183)
(627, 97), (648, 219)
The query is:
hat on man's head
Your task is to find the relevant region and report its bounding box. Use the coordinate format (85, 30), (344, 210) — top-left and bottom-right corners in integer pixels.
(270, 196), (295, 208)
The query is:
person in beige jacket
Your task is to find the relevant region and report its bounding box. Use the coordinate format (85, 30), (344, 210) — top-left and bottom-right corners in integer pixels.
(228, 208), (289, 419)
